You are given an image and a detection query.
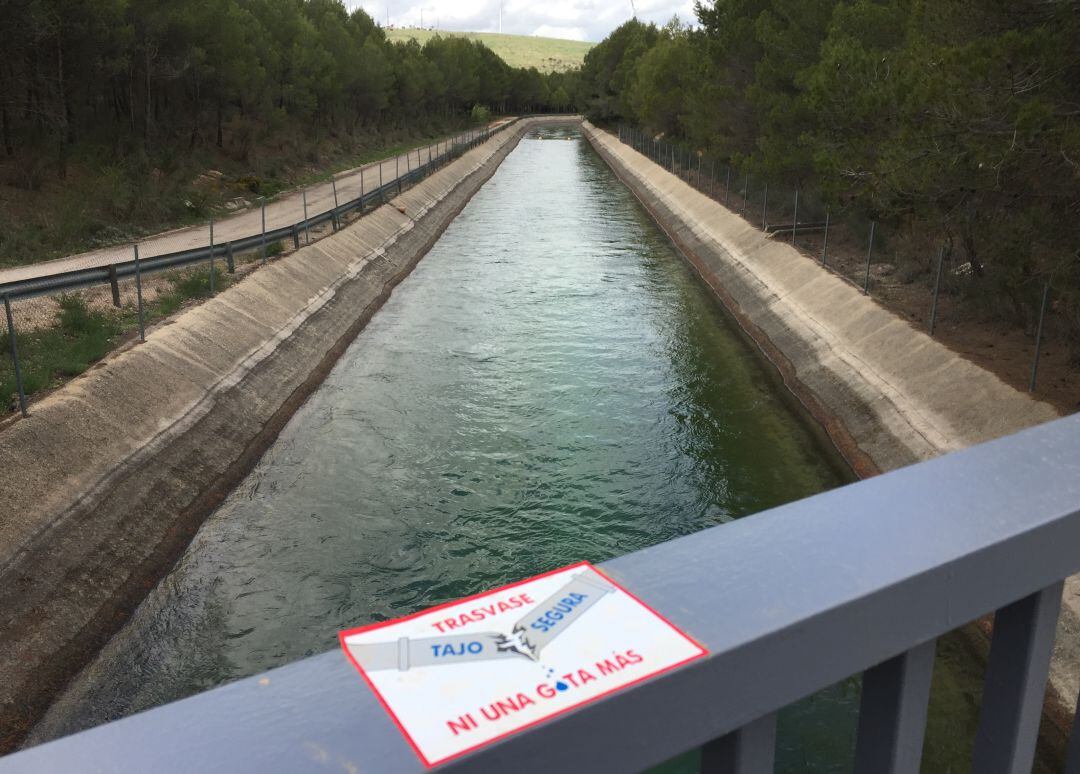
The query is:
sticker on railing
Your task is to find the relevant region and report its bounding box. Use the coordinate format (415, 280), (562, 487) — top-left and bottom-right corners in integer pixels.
(339, 561), (706, 767)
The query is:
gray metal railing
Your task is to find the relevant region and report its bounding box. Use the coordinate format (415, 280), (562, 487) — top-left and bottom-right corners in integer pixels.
(2, 413), (1078, 772)
(0, 124), (503, 418)
(0, 127), (501, 303)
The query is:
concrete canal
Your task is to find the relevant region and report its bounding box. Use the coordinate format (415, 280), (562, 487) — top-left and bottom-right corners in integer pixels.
(31, 125), (986, 770)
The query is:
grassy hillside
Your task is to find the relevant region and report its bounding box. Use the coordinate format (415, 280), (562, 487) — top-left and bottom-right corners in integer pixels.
(386, 29), (592, 72)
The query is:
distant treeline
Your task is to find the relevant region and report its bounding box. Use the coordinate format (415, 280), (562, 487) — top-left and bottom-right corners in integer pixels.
(580, 3), (1080, 349)
(0, 0), (577, 165)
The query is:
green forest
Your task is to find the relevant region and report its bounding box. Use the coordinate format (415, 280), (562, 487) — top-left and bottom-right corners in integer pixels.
(0, 0), (577, 262)
(2, 0), (1078, 358)
(579, 1), (1080, 355)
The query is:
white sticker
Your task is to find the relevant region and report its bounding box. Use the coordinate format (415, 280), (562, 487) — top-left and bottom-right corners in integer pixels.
(339, 562), (706, 767)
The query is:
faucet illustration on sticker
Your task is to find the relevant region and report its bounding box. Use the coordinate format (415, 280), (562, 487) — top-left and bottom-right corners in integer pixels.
(339, 562), (707, 768)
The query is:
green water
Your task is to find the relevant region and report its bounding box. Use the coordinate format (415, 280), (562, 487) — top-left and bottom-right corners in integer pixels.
(32, 126), (990, 770)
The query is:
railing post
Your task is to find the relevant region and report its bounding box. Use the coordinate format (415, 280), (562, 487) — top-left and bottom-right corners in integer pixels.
(853, 639), (936, 774)
(822, 209), (830, 266)
(701, 714), (777, 774)
(929, 245), (945, 337)
(791, 189), (799, 245)
(225, 241), (235, 274)
(4, 294), (28, 417)
(361, 167), (365, 205)
(208, 219), (216, 294)
(331, 178), (340, 231)
(972, 582), (1064, 774)
(1029, 281), (1050, 392)
(378, 161), (384, 203)
(260, 198), (267, 265)
(291, 225), (300, 251)
(108, 264), (121, 307)
(302, 191), (310, 244)
(863, 220), (876, 294)
(396, 155), (401, 194)
(133, 243), (145, 342)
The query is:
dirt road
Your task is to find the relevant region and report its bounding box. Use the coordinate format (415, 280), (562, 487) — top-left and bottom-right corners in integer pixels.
(0, 121), (513, 286)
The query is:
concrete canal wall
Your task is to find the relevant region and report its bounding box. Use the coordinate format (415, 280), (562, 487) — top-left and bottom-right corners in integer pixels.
(0, 116), (574, 749)
(582, 121), (1059, 473)
(581, 120), (1080, 740)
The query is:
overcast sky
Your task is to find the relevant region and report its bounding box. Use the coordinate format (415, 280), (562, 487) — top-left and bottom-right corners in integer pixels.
(345, 0), (696, 43)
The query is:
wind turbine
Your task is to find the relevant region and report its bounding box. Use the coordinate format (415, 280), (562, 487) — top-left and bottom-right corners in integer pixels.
(498, 0), (503, 33)
(629, 0), (637, 17)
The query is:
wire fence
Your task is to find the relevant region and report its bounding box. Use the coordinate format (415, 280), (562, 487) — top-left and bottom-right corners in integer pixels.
(0, 125), (500, 417)
(617, 125), (1058, 398)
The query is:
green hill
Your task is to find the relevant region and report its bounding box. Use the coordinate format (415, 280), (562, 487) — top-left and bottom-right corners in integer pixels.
(385, 29), (592, 73)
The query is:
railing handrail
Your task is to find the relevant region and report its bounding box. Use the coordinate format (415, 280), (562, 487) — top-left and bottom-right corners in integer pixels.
(0, 123), (513, 302)
(4, 413), (1078, 772)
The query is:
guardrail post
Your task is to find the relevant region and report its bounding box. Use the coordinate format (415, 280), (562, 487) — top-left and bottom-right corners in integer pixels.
(302, 191), (310, 245)
(291, 225), (300, 251)
(761, 183), (768, 230)
(853, 639), (936, 774)
(208, 219), (216, 294)
(1029, 281), (1050, 392)
(260, 199), (267, 265)
(133, 244), (145, 342)
(107, 264), (121, 307)
(725, 166), (732, 207)
(225, 242), (235, 274)
(929, 245), (945, 336)
(3, 294), (28, 417)
(378, 161), (384, 203)
(742, 172), (749, 213)
(973, 582), (1063, 774)
(863, 220), (876, 294)
(791, 189), (799, 245)
(822, 209), (830, 266)
(700, 714), (776, 773)
(396, 155), (401, 194)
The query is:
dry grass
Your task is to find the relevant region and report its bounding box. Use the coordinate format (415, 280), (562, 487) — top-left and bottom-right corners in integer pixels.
(386, 29), (592, 72)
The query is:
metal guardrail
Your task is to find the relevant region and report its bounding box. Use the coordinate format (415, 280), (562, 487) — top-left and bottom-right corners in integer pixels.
(0, 126), (502, 303)
(2, 413), (1078, 772)
(0, 123), (506, 418)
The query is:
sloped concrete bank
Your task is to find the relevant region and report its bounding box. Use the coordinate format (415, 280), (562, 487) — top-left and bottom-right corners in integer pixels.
(581, 122), (1079, 745)
(0, 116), (575, 751)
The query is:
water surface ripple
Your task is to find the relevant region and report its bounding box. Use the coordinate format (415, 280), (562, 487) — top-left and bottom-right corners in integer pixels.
(35, 127), (890, 768)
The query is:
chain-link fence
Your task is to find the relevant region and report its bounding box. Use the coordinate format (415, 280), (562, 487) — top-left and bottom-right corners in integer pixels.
(0, 124), (501, 417)
(617, 125), (1059, 399)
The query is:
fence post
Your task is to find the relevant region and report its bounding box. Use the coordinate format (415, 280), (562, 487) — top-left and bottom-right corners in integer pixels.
(710, 160), (715, 194)
(209, 219), (216, 294)
(3, 294), (28, 418)
(791, 189), (799, 245)
(1029, 281), (1051, 392)
(225, 242), (235, 274)
(761, 183), (768, 231)
(863, 220), (876, 295)
(396, 155), (401, 194)
(742, 172), (749, 213)
(929, 245), (945, 336)
(302, 191), (310, 245)
(821, 209), (830, 266)
(108, 264), (121, 307)
(134, 244), (145, 341)
(378, 162), (384, 203)
(725, 166), (732, 207)
(260, 199), (267, 265)
(291, 225), (300, 251)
